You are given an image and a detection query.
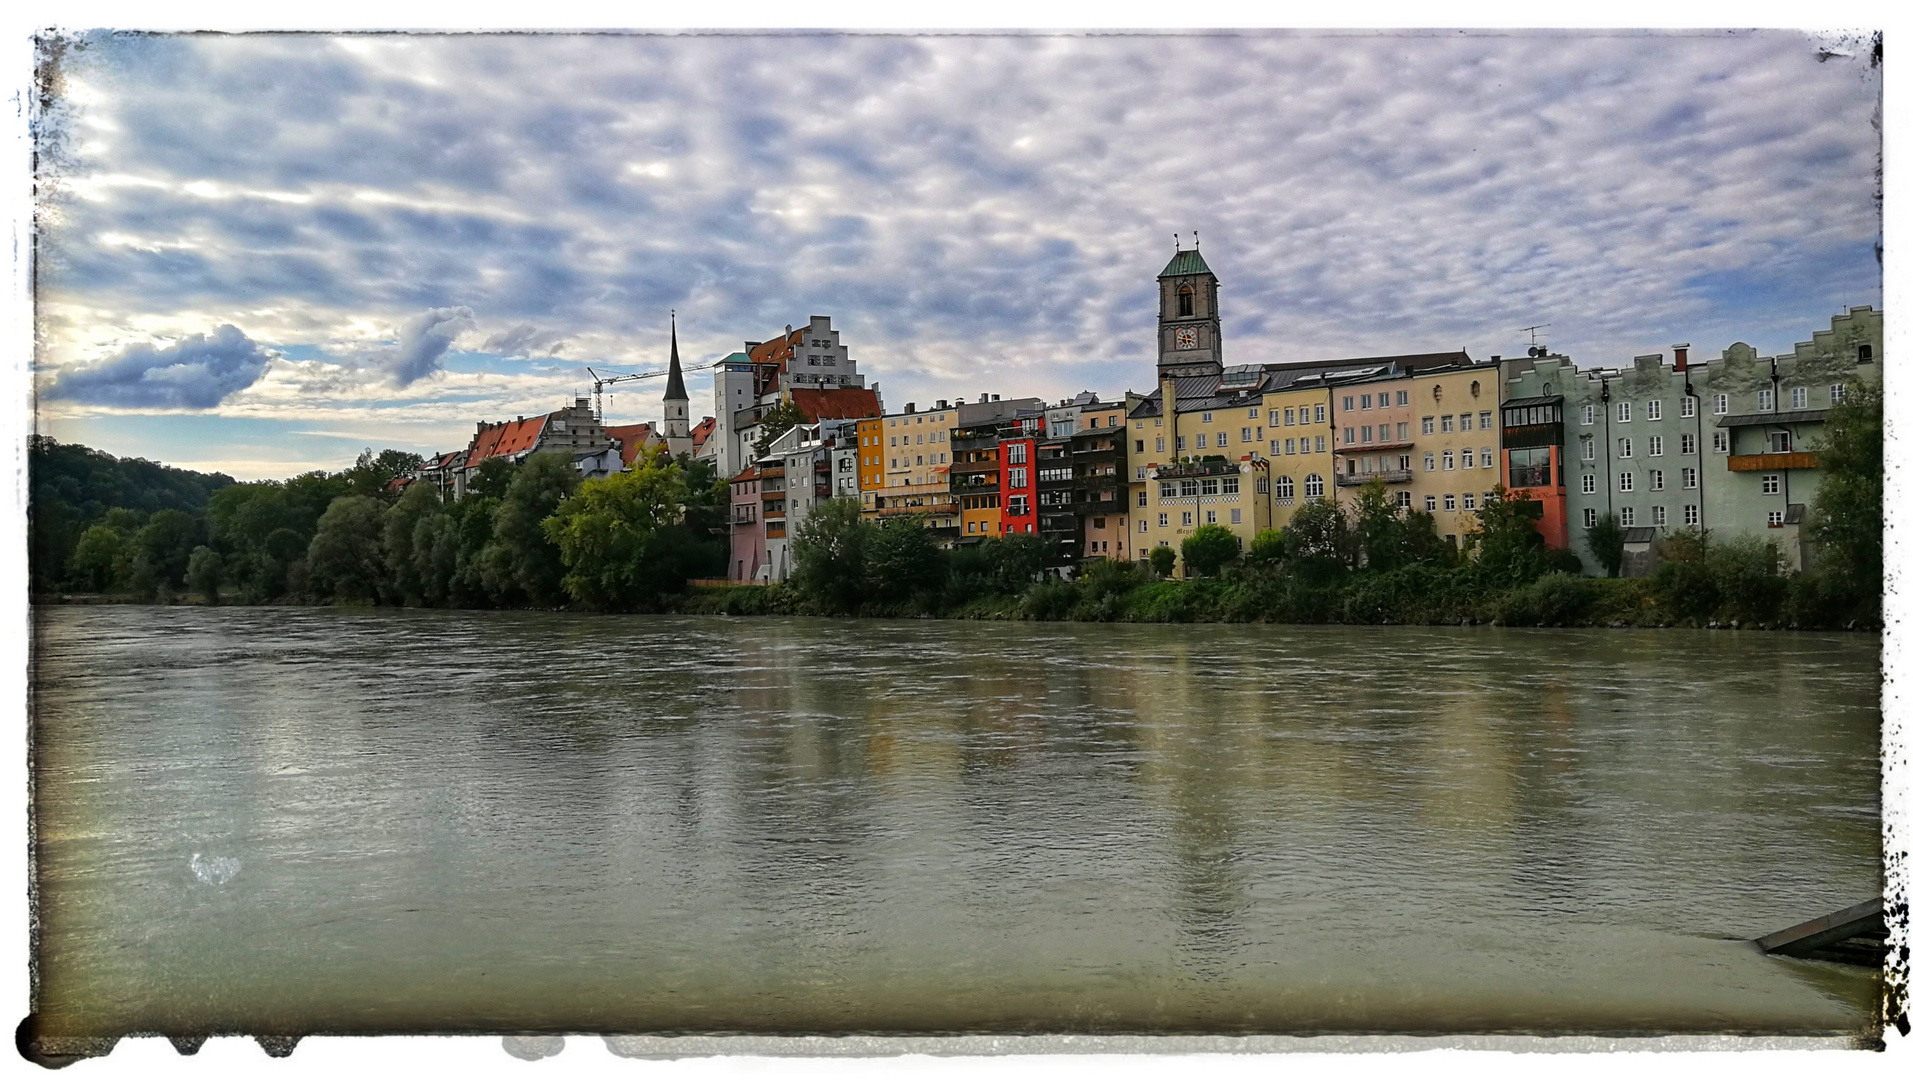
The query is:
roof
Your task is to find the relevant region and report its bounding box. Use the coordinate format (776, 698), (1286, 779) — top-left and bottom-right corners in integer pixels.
(663, 319), (688, 401)
(789, 386), (882, 421)
(1716, 409), (1829, 428)
(1159, 249), (1214, 278)
(746, 325), (803, 367)
(1621, 527), (1658, 545)
(604, 423), (657, 466)
(690, 416), (716, 450)
(1501, 395), (1564, 409)
(466, 414), (548, 466)
(1131, 351), (1481, 417)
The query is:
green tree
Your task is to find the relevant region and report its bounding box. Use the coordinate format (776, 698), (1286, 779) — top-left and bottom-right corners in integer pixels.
(1469, 485), (1550, 587)
(1584, 511), (1624, 578)
(1350, 479), (1410, 571)
(382, 482), (445, 605)
(1808, 380), (1882, 620)
(1147, 544), (1177, 579)
(306, 495), (388, 602)
(467, 456), (516, 501)
(481, 451), (579, 606)
(789, 497), (870, 613)
(752, 398), (808, 457)
(1650, 527), (1718, 622)
(543, 454), (696, 610)
(1283, 499), (1354, 577)
(1245, 528), (1285, 570)
(344, 447), (425, 501)
(186, 546), (223, 604)
(1180, 524), (1241, 578)
(133, 509), (203, 592)
(863, 514), (944, 604)
(68, 524), (129, 593)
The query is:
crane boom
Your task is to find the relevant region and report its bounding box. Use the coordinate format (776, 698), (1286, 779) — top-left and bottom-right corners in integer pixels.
(587, 360), (720, 421)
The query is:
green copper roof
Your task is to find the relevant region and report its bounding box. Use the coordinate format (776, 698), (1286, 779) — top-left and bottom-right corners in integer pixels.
(1158, 248), (1213, 278)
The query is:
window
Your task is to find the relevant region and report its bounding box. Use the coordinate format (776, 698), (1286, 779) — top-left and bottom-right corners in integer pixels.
(1008, 443), (1027, 464)
(1791, 387), (1807, 409)
(1159, 513), (1169, 527)
(1619, 507), (1634, 527)
(1343, 427), (1356, 445)
(1830, 383), (1847, 404)
(1422, 416), (1435, 435)
(1182, 512), (1194, 526)
(1761, 474), (1780, 495)
(1304, 474), (1324, 499)
(1714, 394), (1729, 415)
(1769, 431), (1792, 453)
(1582, 437), (1596, 461)
(1343, 396), (1355, 411)
(1684, 505), (1699, 526)
(1285, 439), (1296, 455)
(1176, 436), (1186, 451)
(1276, 475), (1294, 499)
(1680, 433), (1696, 455)
(1507, 447), (1551, 488)
(1757, 389), (1774, 412)
(1009, 467), (1027, 487)
(1650, 469), (1664, 491)
(1617, 437), (1632, 458)
(1859, 344), (1874, 362)
(1284, 408), (1296, 425)
(1177, 286), (1193, 317)
(1424, 452), (1436, 471)
(1241, 427), (1252, 442)
(1479, 410), (1493, 430)
(1248, 409), (1259, 419)
(1646, 400), (1662, 421)
(1426, 495), (1438, 511)
(1681, 467), (1697, 489)
(1204, 510), (1218, 524)
(1397, 391), (1410, 406)
(1442, 450), (1455, 470)
(1315, 435), (1326, 452)
(1135, 439), (1145, 453)
(1459, 413), (1473, 432)
(1480, 447), (1495, 470)
(1440, 415), (1455, 433)
(1648, 435), (1663, 457)
(1201, 411), (1213, 423)
(1713, 431), (1729, 453)
(1009, 495), (1029, 515)
(1180, 480), (1198, 497)
(1582, 404), (1595, 426)
(1583, 508), (1598, 528)
(1360, 425), (1373, 444)
(1618, 472), (1634, 493)
(1681, 396), (1697, 418)
(1216, 432), (1228, 447)
(1222, 477), (1240, 495)
(1616, 402), (1632, 422)
(1137, 487), (1147, 504)
(1767, 510), (1784, 528)
(1230, 508), (1242, 524)
(1314, 405), (1326, 423)
(1461, 449), (1475, 469)
(1462, 493), (1477, 511)
(1195, 434), (1207, 449)
(1199, 478), (1219, 496)
(1397, 422), (1409, 441)
(1651, 505), (1666, 526)
(1360, 394), (1372, 409)
(1443, 493), (1456, 511)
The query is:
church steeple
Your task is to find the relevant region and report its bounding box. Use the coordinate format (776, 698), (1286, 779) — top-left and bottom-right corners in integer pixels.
(1157, 234), (1222, 380)
(661, 311), (692, 456)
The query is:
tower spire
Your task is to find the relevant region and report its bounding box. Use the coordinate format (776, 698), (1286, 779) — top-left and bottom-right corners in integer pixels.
(663, 309), (688, 403)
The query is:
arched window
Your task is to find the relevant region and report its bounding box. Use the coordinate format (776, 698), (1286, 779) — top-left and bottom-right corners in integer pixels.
(1275, 475), (1294, 499)
(1304, 473), (1324, 499)
(1177, 285), (1194, 318)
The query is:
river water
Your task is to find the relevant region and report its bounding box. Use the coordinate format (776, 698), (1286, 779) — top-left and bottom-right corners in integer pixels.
(30, 606), (1883, 1037)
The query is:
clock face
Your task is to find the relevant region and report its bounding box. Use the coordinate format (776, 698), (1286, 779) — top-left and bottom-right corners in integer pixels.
(1175, 327), (1199, 351)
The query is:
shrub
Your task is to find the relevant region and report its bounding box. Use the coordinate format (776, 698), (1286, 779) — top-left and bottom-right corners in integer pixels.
(1147, 545), (1177, 579)
(1181, 524), (1241, 578)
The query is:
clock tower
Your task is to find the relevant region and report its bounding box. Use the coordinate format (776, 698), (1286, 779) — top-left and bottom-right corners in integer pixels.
(1157, 240), (1222, 380)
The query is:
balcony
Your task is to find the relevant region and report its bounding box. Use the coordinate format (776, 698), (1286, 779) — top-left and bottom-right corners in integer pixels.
(1335, 469), (1413, 487)
(1155, 457), (1240, 479)
(1729, 452), (1820, 472)
(949, 459), (999, 475)
(1338, 439), (1415, 454)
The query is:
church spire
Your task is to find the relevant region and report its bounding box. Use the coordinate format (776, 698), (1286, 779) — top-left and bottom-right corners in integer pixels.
(663, 310), (688, 403)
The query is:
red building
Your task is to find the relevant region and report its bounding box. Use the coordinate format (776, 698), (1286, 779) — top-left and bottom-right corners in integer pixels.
(998, 425), (1040, 535)
(1499, 394), (1570, 549)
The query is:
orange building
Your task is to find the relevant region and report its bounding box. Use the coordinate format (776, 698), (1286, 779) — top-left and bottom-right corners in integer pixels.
(856, 417), (885, 512)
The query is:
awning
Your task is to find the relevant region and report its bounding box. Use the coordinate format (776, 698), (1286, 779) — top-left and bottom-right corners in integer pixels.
(1715, 409), (1828, 428)
(1501, 395), (1564, 409)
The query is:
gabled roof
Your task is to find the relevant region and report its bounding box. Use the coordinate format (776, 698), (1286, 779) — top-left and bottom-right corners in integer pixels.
(690, 416), (716, 449)
(789, 386), (882, 421)
(1160, 249), (1214, 278)
(604, 423), (658, 466)
(466, 414), (548, 466)
(746, 325), (803, 367)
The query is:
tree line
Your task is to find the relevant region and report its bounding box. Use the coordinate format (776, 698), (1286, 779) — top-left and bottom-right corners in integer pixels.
(694, 383), (1882, 631)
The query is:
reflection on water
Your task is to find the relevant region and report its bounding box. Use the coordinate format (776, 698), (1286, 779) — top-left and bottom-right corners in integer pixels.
(30, 607), (1882, 1036)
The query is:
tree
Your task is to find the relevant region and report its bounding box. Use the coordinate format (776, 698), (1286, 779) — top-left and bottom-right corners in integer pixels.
(789, 497), (870, 613)
(1350, 479), (1410, 571)
(186, 546), (223, 604)
(345, 447), (425, 500)
(481, 451), (579, 606)
(543, 452), (697, 610)
(382, 482), (444, 605)
(1245, 528), (1285, 570)
(133, 509), (203, 592)
(1180, 524), (1241, 578)
(1584, 512), (1624, 578)
(1469, 485), (1550, 586)
(1147, 545), (1177, 579)
(1809, 379), (1882, 619)
(752, 398), (808, 457)
(863, 515), (944, 604)
(1284, 499), (1354, 577)
(306, 495), (388, 602)
(467, 456), (516, 501)
(68, 524), (129, 593)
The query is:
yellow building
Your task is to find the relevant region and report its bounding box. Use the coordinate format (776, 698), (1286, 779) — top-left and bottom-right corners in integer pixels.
(1125, 371), (1273, 571)
(1406, 360), (1504, 543)
(874, 400), (961, 539)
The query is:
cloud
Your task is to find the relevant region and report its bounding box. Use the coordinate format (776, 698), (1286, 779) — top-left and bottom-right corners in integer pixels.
(480, 322), (568, 358)
(381, 305), (475, 386)
(46, 323), (274, 408)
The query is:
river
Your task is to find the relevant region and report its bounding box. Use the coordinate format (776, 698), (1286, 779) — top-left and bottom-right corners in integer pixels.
(29, 606), (1883, 1037)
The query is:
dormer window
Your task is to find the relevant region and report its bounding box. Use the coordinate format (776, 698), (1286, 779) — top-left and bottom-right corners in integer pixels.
(1177, 285), (1194, 318)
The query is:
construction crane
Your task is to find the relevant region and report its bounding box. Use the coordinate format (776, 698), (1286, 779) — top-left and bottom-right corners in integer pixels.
(586, 360), (719, 422)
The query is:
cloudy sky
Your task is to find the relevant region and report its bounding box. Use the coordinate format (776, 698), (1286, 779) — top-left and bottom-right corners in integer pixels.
(32, 29), (1881, 480)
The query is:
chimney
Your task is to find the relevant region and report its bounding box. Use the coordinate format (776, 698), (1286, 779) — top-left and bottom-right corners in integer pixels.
(1491, 355), (1500, 362)
(937, 399), (948, 410)
(993, 393), (1001, 402)
(1672, 343), (1690, 372)
(905, 402), (916, 414)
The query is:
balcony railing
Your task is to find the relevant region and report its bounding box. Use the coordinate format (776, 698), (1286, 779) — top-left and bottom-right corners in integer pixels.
(1154, 457), (1240, 479)
(949, 459), (999, 475)
(1728, 452), (1820, 472)
(1334, 469), (1413, 487)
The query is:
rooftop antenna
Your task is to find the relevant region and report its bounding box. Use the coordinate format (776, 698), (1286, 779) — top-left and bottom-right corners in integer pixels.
(1193, 229), (1200, 249)
(1519, 323), (1551, 357)
(1173, 232), (1180, 251)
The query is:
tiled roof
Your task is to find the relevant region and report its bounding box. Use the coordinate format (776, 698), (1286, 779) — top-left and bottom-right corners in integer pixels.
(690, 416), (716, 449)
(747, 325), (802, 366)
(1131, 351), (1481, 415)
(789, 386), (882, 421)
(604, 423), (657, 466)
(466, 414), (548, 466)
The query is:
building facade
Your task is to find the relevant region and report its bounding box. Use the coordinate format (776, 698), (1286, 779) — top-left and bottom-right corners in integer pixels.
(709, 315), (869, 477)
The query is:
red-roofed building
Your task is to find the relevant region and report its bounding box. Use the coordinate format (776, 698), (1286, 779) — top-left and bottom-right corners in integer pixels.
(710, 316), (878, 477)
(453, 397), (615, 496)
(604, 423), (661, 467)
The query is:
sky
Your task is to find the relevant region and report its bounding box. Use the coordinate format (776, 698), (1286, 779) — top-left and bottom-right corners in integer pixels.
(29, 29), (1883, 480)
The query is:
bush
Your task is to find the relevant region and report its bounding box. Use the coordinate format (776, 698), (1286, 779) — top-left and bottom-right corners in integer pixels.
(1710, 536), (1787, 625)
(1147, 545), (1177, 579)
(1019, 580), (1081, 620)
(1181, 524), (1241, 579)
